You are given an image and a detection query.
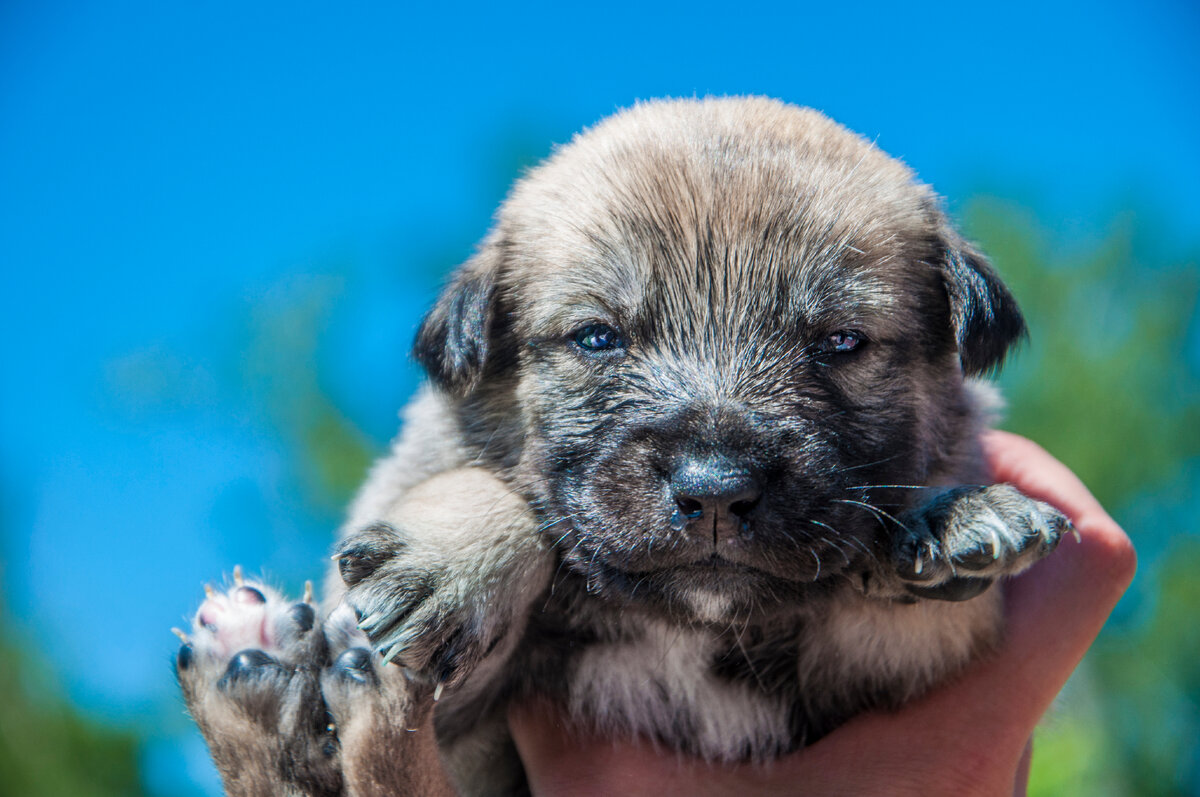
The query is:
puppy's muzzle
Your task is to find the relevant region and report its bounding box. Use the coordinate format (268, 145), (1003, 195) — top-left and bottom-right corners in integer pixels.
(669, 456), (762, 542)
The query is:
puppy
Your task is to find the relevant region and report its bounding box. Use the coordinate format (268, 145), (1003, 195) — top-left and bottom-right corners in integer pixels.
(175, 97), (1069, 796)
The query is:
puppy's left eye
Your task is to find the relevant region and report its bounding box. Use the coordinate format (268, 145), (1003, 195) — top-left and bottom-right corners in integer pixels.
(824, 330), (864, 354)
(573, 323), (625, 353)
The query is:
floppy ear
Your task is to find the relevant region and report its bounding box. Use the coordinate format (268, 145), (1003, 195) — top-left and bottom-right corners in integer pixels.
(412, 243), (501, 395)
(938, 232), (1027, 376)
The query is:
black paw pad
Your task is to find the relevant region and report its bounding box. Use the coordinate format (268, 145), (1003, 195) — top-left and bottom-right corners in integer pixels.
(905, 576), (993, 602)
(893, 540), (939, 583)
(334, 523), (405, 587)
(176, 643), (194, 672)
(951, 547), (1000, 571)
(220, 649), (284, 686)
(289, 603), (315, 632)
(333, 647), (378, 686)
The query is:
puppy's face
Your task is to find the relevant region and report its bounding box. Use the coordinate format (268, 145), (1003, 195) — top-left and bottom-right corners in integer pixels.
(416, 99), (1024, 621)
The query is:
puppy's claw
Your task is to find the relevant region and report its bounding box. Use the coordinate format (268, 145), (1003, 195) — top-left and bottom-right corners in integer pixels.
(1072, 526), (1082, 544)
(233, 565), (244, 586)
(433, 681), (444, 702)
(303, 580), (315, 604)
(357, 612), (383, 631)
(380, 644), (402, 666)
(203, 583), (215, 599)
(171, 627), (190, 644)
(913, 552), (923, 575)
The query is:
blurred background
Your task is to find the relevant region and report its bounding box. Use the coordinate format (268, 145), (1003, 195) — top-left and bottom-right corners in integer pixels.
(1, 1), (1197, 794)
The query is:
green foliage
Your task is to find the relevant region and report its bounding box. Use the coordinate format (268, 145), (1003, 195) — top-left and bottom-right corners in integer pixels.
(973, 200), (1200, 507)
(1083, 539), (1200, 796)
(241, 275), (376, 511)
(966, 200), (1200, 796)
(0, 613), (147, 797)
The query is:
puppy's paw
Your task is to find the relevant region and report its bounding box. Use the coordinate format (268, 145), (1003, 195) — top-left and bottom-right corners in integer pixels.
(318, 603), (455, 796)
(890, 484), (1072, 601)
(175, 570), (342, 796)
(318, 601), (414, 717)
(334, 468), (552, 693)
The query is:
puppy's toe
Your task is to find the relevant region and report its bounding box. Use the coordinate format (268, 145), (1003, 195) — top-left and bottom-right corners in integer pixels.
(321, 602), (416, 720)
(331, 647), (379, 686)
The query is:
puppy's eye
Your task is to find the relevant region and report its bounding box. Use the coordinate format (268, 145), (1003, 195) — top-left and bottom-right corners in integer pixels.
(573, 323), (625, 353)
(824, 330), (865, 354)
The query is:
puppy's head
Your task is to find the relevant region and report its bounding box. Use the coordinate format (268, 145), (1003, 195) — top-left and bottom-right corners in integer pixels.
(415, 98), (1025, 621)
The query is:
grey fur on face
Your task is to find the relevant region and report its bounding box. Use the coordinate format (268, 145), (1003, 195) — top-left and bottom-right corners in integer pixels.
(414, 97), (1027, 621)
(177, 97), (1067, 797)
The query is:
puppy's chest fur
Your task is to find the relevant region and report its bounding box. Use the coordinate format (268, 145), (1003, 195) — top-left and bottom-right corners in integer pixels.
(434, 566), (999, 764)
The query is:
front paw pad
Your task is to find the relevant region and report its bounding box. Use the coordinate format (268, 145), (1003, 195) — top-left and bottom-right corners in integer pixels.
(894, 484), (1072, 601)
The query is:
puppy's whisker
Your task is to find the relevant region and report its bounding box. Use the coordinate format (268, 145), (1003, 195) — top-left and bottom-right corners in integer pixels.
(845, 484), (931, 490)
(834, 499), (913, 535)
(834, 454), (901, 474)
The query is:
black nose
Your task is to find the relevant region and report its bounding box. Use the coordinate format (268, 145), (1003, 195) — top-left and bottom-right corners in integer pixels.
(670, 457), (762, 540)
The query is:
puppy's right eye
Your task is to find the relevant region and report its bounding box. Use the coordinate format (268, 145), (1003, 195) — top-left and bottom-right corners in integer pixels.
(572, 323), (625, 353)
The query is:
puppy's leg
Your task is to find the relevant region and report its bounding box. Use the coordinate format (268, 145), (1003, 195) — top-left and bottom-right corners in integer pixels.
(334, 467), (553, 693)
(319, 604), (455, 797)
(175, 573), (342, 797)
(864, 484), (1072, 601)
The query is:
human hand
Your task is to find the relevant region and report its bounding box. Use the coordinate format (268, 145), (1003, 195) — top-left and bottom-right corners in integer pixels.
(508, 431), (1136, 796)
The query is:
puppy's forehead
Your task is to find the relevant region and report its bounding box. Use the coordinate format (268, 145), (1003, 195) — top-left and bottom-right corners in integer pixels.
(498, 98), (941, 335)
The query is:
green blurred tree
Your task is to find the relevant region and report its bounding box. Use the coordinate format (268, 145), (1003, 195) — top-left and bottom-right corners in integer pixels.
(967, 199), (1200, 797)
(0, 606), (148, 797)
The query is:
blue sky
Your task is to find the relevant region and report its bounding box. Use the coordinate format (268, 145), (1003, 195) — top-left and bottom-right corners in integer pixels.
(1, 1), (1197, 793)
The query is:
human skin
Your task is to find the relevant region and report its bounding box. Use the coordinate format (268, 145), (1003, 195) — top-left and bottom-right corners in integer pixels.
(508, 431), (1138, 797)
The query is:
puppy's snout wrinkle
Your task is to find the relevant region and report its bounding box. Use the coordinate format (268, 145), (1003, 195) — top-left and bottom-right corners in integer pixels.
(670, 457), (762, 541)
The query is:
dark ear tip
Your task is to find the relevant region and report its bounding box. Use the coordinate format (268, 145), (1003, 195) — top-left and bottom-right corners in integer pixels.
(942, 243), (1027, 377)
(959, 303), (1028, 377)
(412, 261), (497, 394)
(961, 323), (1027, 376)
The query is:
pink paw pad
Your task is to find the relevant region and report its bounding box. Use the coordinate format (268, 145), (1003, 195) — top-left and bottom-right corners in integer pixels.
(174, 567), (317, 673)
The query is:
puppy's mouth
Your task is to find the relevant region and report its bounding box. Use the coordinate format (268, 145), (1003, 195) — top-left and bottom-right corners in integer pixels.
(573, 546), (839, 621)
(563, 527), (846, 586)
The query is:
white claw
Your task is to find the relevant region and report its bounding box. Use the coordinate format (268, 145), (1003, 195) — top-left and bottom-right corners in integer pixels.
(357, 613), (380, 630)
(171, 627), (190, 644)
(380, 644), (402, 666)
(233, 565), (244, 586)
(1072, 526), (1082, 544)
(914, 552), (924, 575)
(433, 682), (444, 702)
(303, 581), (315, 604)
(988, 526), (1003, 560)
(203, 583), (215, 599)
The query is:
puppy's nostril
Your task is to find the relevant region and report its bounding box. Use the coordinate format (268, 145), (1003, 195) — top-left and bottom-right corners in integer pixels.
(676, 497), (704, 518)
(669, 456), (763, 534)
